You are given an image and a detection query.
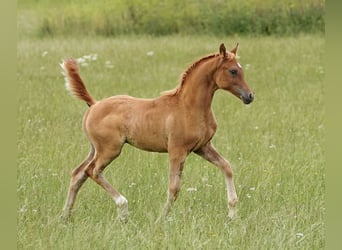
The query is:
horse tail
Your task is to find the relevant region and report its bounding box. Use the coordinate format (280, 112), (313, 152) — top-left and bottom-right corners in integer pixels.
(61, 58), (96, 107)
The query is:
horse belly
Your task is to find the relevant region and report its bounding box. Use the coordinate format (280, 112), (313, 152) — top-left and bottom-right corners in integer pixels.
(94, 96), (171, 153)
(126, 127), (168, 152)
(125, 114), (169, 152)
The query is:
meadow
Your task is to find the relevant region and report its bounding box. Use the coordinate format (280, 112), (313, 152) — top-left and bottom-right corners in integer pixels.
(18, 0), (324, 38)
(17, 34), (324, 249)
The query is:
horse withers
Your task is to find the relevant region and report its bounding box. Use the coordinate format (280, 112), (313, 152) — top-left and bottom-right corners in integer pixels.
(61, 43), (254, 222)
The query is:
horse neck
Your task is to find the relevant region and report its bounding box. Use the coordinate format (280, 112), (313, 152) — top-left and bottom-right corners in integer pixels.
(178, 59), (218, 111)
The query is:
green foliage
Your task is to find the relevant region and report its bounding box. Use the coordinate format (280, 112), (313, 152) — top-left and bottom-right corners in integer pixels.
(17, 35), (324, 249)
(18, 0), (324, 38)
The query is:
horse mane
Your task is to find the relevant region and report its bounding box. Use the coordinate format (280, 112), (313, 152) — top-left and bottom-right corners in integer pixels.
(161, 53), (220, 96)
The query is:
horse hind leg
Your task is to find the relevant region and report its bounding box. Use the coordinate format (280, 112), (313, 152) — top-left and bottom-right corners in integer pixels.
(85, 144), (129, 222)
(62, 145), (95, 220)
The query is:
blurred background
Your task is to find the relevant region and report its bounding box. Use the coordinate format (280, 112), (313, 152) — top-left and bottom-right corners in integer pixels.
(18, 0), (324, 38)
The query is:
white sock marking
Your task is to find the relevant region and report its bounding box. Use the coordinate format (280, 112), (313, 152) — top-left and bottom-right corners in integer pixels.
(114, 195), (128, 207)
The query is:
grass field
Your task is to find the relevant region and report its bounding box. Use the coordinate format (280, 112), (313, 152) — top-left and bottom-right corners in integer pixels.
(17, 35), (324, 249)
(18, 0), (324, 37)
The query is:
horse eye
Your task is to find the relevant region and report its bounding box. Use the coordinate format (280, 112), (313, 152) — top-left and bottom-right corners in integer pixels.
(229, 69), (238, 76)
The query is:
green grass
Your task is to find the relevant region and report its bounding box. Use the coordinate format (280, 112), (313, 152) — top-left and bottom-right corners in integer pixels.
(17, 35), (324, 249)
(18, 0), (324, 37)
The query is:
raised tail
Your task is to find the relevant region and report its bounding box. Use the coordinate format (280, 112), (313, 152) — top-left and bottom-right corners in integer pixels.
(60, 59), (96, 107)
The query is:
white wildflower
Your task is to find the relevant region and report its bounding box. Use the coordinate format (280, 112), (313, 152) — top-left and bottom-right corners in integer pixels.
(146, 51), (154, 56)
(76, 57), (86, 64)
(91, 54), (98, 61)
(129, 182), (136, 188)
(105, 61), (114, 68)
(83, 55), (92, 60)
(19, 205), (27, 213)
(201, 176), (208, 183)
(186, 187), (197, 192)
(296, 233), (304, 237)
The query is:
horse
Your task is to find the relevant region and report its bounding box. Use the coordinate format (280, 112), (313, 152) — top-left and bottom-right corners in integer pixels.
(60, 43), (254, 222)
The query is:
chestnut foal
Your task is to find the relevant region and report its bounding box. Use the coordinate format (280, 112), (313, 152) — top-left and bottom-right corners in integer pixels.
(61, 43), (254, 222)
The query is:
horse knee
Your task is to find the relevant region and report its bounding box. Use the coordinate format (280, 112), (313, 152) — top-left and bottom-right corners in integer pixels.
(71, 168), (85, 179)
(84, 161), (102, 179)
(169, 179), (181, 201)
(222, 164), (233, 178)
(70, 167), (87, 185)
(169, 185), (180, 196)
(226, 168), (233, 178)
(228, 197), (238, 207)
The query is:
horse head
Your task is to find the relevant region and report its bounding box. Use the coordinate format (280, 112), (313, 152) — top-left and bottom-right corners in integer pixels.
(214, 43), (254, 104)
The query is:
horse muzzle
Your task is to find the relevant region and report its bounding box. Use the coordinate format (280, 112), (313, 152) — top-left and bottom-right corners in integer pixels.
(241, 92), (254, 104)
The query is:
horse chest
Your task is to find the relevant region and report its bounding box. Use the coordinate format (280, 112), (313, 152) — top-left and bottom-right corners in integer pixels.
(180, 113), (217, 149)
(193, 110), (217, 132)
(198, 119), (217, 142)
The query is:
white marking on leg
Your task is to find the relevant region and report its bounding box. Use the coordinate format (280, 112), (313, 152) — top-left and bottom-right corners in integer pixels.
(226, 177), (237, 202)
(114, 195), (128, 222)
(226, 176), (238, 218)
(114, 195), (128, 207)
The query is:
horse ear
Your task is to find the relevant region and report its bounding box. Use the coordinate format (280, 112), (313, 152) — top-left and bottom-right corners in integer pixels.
(231, 43), (239, 55)
(219, 43), (227, 58)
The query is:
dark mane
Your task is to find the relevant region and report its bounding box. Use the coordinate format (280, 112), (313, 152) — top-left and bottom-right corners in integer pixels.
(161, 53), (220, 96)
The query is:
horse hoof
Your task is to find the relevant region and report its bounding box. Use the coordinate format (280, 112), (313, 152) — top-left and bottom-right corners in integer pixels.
(117, 205), (129, 223)
(228, 207), (237, 219)
(118, 215), (129, 224)
(60, 212), (72, 223)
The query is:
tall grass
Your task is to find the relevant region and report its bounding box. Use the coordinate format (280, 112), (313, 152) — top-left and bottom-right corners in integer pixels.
(17, 35), (324, 249)
(18, 0), (324, 38)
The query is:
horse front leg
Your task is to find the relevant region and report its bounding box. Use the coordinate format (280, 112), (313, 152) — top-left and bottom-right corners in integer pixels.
(162, 149), (188, 218)
(195, 142), (238, 219)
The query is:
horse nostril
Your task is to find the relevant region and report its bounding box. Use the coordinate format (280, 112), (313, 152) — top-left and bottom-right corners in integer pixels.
(248, 92), (254, 100)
